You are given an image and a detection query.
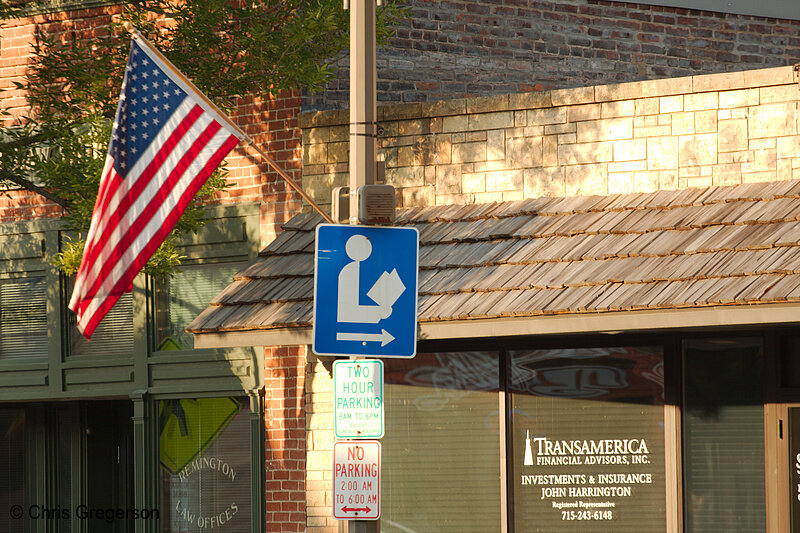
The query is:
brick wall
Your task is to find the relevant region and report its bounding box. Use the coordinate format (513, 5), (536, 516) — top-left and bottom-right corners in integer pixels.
(226, 91), (305, 247)
(0, 9), (305, 241)
(0, 8), (119, 223)
(0, 189), (64, 223)
(304, 0), (800, 110)
(300, 64), (800, 212)
(264, 345), (308, 532)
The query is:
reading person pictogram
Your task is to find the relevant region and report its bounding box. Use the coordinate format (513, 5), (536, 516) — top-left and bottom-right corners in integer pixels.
(335, 235), (405, 346)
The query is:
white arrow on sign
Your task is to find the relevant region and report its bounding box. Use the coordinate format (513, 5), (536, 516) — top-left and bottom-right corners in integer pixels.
(336, 329), (395, 346)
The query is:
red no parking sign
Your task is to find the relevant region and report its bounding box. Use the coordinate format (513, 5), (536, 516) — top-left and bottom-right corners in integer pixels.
(333, 440), (381, 520)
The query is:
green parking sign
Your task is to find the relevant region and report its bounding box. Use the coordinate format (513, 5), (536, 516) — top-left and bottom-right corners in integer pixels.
(333, 360), (384, 439)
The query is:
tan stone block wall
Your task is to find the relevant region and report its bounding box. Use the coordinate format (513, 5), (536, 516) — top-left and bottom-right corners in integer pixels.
(305, 354), (337, 533)
(300, 65), (800, 213)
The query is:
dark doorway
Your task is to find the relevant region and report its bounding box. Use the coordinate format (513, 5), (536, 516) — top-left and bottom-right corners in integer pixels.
(84, 401), (135, 533)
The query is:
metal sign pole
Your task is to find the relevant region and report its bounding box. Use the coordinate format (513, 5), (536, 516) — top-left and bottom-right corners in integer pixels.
(345, 0), (380, 533)
(347, 0), (380, 531)
(349, 521), (379, 533)
(349, 0), (378, 224)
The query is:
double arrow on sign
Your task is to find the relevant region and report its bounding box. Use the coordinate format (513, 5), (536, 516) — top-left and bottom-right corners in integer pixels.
(341, 506), (372, 514)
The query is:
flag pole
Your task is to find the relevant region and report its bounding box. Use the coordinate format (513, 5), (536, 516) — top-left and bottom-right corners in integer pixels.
(122, 23), (334, 224)
(242, 141), (334, 224)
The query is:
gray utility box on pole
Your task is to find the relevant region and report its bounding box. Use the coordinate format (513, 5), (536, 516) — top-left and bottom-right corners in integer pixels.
(358, 184), (396, 225)
(332, 181), (395, 226)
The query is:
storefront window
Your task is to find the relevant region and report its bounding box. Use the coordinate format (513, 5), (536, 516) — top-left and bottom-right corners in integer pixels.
(153, 263), (243, 350)
(159, 397), (251, 532)
(0, 277), (47, 360)
(683, 338), (765, 532)
(510, 346), (667, 532)
(382, 352), (502, 532)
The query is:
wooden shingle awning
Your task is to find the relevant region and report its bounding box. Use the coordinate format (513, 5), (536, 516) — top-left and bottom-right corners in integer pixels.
(189, 179), (800, 349)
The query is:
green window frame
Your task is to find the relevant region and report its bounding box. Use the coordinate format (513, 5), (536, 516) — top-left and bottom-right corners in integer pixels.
(0, 203), (260, 401)
(0, 223), (55, 379)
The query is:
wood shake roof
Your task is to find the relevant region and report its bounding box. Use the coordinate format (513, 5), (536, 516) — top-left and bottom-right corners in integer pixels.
(188, 179), (800, 338)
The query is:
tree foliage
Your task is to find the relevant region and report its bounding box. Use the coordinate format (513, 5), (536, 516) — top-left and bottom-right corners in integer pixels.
(0, 0), (406, 276)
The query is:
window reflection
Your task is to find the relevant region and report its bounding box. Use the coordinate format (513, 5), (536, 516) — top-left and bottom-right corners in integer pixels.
(382, 352), (501, 533)
(511, 347), (665, 402)
(159, 397), (251, 532)
(683, 338), (765, 533)
(511, 347), (667, 533)
(153, 263), (243, 351)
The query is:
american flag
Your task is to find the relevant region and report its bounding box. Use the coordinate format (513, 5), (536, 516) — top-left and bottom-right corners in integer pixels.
(68, 34), (244, 339)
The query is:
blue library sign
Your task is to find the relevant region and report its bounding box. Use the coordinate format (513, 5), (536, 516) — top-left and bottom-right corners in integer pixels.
(313, 224), (418, 358)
